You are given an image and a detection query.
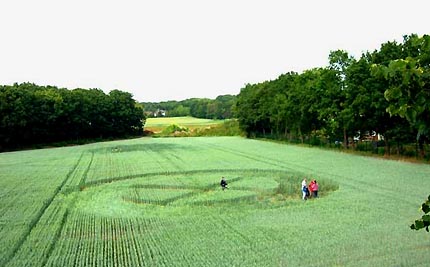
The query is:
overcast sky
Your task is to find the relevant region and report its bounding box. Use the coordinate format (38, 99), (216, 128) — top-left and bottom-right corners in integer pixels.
(1, 0), (429, 102)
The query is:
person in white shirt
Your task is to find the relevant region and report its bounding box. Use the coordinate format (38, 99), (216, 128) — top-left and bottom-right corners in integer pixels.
(301, 178), (308, 200)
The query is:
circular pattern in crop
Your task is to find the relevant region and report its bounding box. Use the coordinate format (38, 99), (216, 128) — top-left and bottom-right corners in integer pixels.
(111, 169), (339, 207)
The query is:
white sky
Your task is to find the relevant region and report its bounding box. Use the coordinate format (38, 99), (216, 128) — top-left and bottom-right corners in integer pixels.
(1, 0), (429, 102)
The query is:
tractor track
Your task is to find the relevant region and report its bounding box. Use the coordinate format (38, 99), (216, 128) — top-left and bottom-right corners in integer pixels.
(1, 152), (85, 267)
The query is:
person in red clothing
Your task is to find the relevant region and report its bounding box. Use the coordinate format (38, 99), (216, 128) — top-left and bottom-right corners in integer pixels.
(310, 180), (319, 198)
(308, 180), (314, 198)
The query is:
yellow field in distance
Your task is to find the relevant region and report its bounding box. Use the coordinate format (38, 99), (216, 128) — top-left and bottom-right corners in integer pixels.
(145, 116), (223, 132)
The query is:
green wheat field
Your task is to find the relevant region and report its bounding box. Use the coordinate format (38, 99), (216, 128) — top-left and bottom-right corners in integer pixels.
(1, 136), (429, 266)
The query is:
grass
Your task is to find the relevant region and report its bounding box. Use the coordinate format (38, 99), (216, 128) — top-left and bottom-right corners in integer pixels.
(145, 116), (223, 133)
(1, 136), (429, 266)
(145, 116), (242, 137)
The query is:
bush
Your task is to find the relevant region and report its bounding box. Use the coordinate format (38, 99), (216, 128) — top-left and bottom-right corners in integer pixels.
(355, 142), (369, 152)
(309, 137), (322, 146)
(161, 124), (189, 136)
(191, 120), (243, 137)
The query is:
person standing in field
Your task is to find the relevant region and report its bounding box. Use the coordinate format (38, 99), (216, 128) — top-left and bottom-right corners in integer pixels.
(301, 178), (308, 200)
(308, 180), (315, 198)
(220, 176), (228, 190)
(311, 180), (319, 198)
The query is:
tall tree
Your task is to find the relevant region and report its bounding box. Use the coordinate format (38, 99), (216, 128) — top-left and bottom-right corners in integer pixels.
(328, 50), (355, 148)
(373, 34), (430, 156)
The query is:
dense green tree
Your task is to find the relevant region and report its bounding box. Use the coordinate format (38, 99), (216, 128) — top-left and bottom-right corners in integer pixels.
(235, 83), (261, 136)
(293, 69), (324, 142)
(327, 50), (355, 148)
(169, 105), (191, 117)
(0, 83), (34, 147)
(373, 34), (430, 156)
(234, 34), (428, 158)
(108, 90), (144, 136)
(311, 67), (342, 142)
(269, 73), (298, 138)
(0, 83), (144, 151)
(212, 95), (236, 119)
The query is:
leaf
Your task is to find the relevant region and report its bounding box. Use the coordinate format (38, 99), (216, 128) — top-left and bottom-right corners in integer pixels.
(415, 220), (425, 229)
(422, 203), (430, 214)
(384, 86), (402, 101)
(405, 108), (417, 124)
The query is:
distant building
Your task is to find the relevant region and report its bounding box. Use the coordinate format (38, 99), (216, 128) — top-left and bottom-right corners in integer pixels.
(154, 109), (166, 117)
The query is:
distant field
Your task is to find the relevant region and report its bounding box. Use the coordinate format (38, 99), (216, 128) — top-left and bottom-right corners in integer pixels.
(1, 136), (429, 266)
(145, 116), (223, 132)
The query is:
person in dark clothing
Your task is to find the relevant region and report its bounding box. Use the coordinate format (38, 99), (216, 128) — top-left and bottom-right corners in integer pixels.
(220, 176), (228, 190)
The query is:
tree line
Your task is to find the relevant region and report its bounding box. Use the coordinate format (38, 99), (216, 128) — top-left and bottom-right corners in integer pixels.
(0, 83), (145, 151)
(235, 34), (429, 158)
(142, 94), (237, 119)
